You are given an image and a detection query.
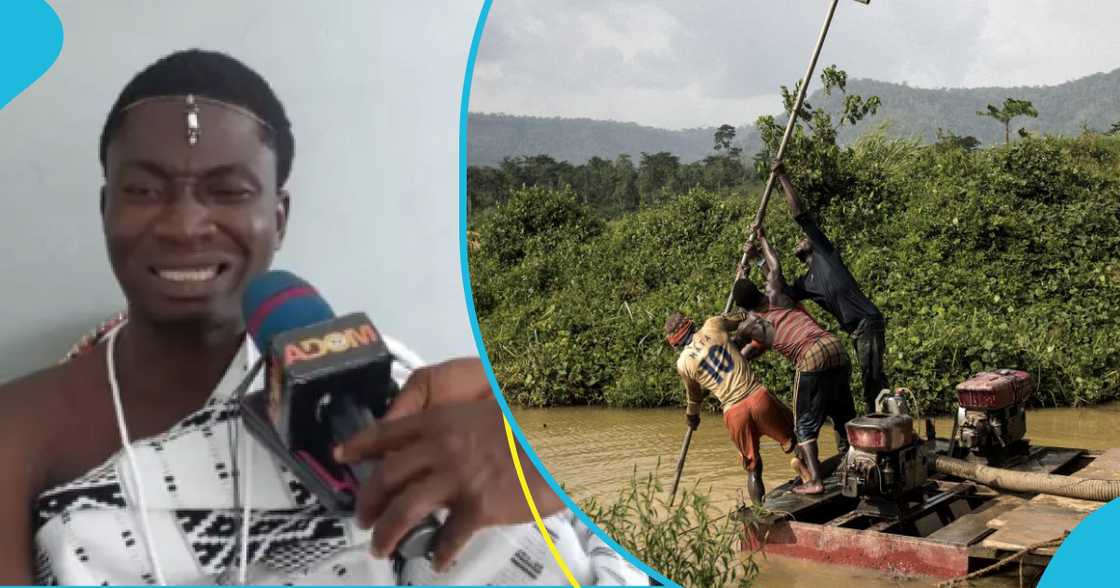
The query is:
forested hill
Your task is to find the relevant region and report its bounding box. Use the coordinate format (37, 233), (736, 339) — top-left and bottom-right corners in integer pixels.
(466, 113), (755, 168)
(468, 67), (1120, 166)
(829, 68), (1120, 144)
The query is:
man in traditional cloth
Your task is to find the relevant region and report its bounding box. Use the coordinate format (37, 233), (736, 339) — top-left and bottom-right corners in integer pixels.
(664, 311), (801, 505)
(734, 228), (856, 495)
(0, 50), (646, 585)
(770, 161), (889, 412)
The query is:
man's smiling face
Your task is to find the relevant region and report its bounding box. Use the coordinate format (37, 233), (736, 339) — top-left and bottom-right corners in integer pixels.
(102, 99), (289, 328)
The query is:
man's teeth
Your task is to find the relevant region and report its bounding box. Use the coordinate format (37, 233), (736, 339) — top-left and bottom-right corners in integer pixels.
(158, 267), (219, 282)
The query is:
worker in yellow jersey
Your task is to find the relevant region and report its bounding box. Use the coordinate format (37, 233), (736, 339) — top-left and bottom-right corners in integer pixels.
(664, 311), (803, 504)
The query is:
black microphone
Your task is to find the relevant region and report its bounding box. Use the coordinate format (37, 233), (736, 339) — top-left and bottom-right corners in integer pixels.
(238, 270), (439, 559)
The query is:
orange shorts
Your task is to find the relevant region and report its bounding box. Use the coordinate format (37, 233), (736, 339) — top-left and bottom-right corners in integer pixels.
(723, 386), (796, 471)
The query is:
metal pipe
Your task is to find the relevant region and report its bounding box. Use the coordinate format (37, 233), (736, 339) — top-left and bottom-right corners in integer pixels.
(724, 0), (842, 313)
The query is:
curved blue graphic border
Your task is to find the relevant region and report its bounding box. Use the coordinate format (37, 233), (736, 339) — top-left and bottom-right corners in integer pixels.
(457, 2), (678, 587)
(1038, 496), (1120, 586)
(0, 0), (63, 110)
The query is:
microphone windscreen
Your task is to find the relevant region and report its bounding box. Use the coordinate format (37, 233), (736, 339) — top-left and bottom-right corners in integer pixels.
(242, 270), (335, 353)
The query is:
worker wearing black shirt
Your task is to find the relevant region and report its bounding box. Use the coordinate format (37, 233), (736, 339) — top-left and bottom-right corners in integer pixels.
(765, 161), (889, 413)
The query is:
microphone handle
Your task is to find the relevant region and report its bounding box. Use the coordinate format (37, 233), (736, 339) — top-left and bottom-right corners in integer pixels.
(325, 393), (441, 560)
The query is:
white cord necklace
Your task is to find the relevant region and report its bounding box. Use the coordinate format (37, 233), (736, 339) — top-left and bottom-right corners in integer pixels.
(106, 326), (169, 586)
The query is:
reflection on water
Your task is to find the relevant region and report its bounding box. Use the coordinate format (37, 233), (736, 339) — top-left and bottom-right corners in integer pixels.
(513, 402), (1120, 587)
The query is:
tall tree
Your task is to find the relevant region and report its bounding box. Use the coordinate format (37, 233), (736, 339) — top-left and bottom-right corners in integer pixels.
(977, 98), (1039, 145)
(713, 124), (736, 152)
(611, 154), (640, 213)
(637, 151), (681, 207)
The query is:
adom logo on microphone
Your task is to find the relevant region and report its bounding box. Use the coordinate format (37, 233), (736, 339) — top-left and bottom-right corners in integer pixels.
(282, 324), (380, 366)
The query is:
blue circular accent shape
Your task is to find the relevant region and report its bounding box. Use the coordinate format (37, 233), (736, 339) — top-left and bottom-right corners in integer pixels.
(0, 0), (63, 111)
(457, 3), (679, 586)
(1038, 497), (1120, 586)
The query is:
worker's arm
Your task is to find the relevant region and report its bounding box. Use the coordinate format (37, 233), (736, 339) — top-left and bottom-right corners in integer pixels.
(715, 311), (747, 332)
(758, 230), (794, 308)
(771, 161), (836, 255)
(738, 247), (767, 285)
(772, 161), (804, 218)
(794, 213), (836, 255)
(740, 339), (767, 361)
(682, 374), (704, 430)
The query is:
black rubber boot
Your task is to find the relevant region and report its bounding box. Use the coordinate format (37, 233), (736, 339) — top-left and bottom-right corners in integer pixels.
(746, 467), (766, 506)
(792, 440), (825, 495)
(835, 429), (850, 456)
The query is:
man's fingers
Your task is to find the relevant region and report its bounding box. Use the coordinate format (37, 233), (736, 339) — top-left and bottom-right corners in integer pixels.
(430, 506), (484, 572)
(335, 413), (424, 464)
(354, 441), (437, 528)
(384, 366), (432, 421)
(370, 473), (454, 559)
(422, 358), (491, 406)
(387, 359), (491, 421)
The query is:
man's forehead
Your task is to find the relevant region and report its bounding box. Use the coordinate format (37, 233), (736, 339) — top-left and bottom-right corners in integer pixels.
(107, 100), (275, 176)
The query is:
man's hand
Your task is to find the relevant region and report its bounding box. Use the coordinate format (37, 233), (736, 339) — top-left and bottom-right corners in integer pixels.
(770, 159), (785, 176)
(333, 358), (564, 571)
(742, 241), (761, 261)
(686, 413), (700, 431)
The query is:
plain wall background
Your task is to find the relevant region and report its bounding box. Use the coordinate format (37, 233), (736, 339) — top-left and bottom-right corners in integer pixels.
(0, 0), (483, 382)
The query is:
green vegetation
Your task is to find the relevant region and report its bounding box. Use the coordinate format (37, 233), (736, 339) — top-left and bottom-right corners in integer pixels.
(579, 467), (758, 587)
(470, 130), (1120, 414)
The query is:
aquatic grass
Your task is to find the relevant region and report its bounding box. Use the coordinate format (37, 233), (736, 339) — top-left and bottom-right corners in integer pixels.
(578, 465), (759, 587)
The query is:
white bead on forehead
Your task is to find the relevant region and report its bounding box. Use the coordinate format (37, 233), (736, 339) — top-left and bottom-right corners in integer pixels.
(185, 94), (200, 147)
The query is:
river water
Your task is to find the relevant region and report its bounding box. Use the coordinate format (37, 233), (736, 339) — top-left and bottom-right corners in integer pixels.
(513, 402), (1120, 587)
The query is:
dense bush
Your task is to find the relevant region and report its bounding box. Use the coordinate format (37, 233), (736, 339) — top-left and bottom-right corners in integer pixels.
(469, 133), (1120, 414)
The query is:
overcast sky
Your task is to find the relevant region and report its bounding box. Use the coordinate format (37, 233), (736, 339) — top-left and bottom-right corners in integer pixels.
(471, 0), (1120, 129)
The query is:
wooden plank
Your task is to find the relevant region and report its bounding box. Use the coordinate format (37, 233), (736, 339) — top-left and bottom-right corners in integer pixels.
(762, 454), (847, 517)
(1010, 447), (1083, 475)
(825, 511), (864, 528)
(982, 502), (1084, 555)
(926, 494), (1026, 546)
(1028, 494), (1102, 513)
(1069, 447), (1120, 480)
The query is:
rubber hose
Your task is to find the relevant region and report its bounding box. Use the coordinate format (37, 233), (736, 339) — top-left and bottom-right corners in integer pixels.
(933, 455), (1120, 502)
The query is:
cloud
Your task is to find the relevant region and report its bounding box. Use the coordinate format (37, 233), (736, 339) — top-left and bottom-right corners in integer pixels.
(472, 0), (1120, 129)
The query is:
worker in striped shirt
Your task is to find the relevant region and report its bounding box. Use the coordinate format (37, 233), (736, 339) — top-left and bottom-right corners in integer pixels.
(734, 227), (856, 496)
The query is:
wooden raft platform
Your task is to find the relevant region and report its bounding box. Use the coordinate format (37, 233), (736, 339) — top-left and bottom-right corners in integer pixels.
(978, 447), (1120, 560)
(744, 443), (1115, 579)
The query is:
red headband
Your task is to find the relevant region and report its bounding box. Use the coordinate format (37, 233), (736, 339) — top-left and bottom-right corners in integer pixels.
(666, 319), (694, 347)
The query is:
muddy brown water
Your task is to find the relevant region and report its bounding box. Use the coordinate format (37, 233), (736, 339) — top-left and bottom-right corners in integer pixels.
(513, 402), (1120, 587)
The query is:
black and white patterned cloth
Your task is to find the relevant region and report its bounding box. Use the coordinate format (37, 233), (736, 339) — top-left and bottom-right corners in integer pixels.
(33, 332), (648, 585)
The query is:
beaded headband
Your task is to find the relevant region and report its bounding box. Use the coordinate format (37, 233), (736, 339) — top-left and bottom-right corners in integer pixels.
(118, 94), (273, 147)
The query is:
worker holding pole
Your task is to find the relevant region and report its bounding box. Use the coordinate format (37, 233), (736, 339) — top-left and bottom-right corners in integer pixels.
(663, 311), (801, 505)
(769, 160), (889, 413)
